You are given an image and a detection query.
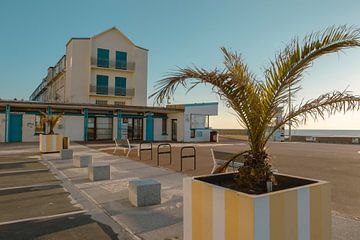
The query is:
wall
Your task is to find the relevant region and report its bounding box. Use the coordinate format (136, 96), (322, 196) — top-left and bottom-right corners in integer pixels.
(153, 117), (169, 141)
(90, 28), (148, 106)
(183, 103), (218, 142)
(22, 114), (38, 142)
(61, 116), (84, 141)
(66, 39), (91, 103)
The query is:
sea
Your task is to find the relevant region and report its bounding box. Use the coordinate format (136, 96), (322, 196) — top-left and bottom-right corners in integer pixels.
(286, 129), (360, 137)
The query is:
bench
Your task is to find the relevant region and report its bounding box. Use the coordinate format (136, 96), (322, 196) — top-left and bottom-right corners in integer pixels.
(210, 149), (244, 174)
(128, 179), (161, 207)
(113, 138), (137, 157)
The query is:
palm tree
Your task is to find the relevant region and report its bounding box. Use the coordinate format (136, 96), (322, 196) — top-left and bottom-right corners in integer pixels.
(150, 26), (360, 193)
(39, 112), (62, 135)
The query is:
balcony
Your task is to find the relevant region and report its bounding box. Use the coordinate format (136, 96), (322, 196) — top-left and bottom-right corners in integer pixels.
(91, 57), (135, 71)
(89, 85), (135, 97)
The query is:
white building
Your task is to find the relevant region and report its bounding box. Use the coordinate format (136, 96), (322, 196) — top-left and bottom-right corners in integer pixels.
(1, 27), (218, 143)
(30, 27), (148, 106)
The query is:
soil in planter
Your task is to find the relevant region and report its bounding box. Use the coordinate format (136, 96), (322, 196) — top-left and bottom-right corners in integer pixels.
(195, 173), (317, 195)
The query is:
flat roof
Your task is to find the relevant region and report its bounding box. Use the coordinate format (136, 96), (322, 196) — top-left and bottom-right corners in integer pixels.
(0, 100), (183, 114)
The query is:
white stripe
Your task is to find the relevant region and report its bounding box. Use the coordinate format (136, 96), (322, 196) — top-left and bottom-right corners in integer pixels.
(0, 210), (86, 226)
(52, 135), (56, 151)
(254, 196), (270, 240)
(297, 188), (310, 240)
(212, 187), (225, 240)
(183, 177), (192, 240)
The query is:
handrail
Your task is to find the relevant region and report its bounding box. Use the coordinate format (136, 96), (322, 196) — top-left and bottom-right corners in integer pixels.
(89, 85), (135, 97)
(157, 143), (172, 166)
(91, 57), (135, 71)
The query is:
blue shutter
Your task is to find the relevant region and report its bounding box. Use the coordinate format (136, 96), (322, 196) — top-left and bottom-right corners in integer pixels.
(97, 48), (109, 68)
(116, 51), (127, 69)
(115, 77), (126, 96)
(96, 75), (109, 95)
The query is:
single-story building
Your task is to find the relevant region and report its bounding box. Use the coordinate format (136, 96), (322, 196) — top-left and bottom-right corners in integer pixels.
(0, 100), (218, 143)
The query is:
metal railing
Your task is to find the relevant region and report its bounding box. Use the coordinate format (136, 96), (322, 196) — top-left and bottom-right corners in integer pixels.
(91, 57), (135, 71)
(89, 85), (135, 97)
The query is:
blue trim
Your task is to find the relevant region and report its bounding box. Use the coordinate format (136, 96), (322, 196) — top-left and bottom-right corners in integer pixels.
(145, 112), (154, 142)
(83, 109), (88, 143)
(183, 102), (218, 107)
(117, 112), (122, 139)
(4, 105), (10, 142)
(122, 115), (145, 119)
(47, 106), (52, 116)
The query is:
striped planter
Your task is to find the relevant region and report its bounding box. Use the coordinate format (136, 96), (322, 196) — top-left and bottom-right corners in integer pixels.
(183, 173), (331, 240)
(39, 134), (63, 153)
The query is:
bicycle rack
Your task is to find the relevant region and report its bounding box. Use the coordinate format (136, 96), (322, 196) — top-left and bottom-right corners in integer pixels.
(139, 142), (153, 161)
(157, 143), (172, 166)
(180, 146), (196, 171)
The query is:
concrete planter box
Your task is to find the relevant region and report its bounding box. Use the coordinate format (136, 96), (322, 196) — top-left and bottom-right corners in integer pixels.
(39, 134), (63, 153)
(183, 173), (331, 240)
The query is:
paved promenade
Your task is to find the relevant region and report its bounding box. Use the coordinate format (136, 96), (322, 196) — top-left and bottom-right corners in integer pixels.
(1, 141), (360, 239)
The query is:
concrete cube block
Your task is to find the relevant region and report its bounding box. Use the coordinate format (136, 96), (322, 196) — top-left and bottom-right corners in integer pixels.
(129, 179), (161, 207)
(60, 149), (73, 160)
(88, 164), (110, 181)
(73, 155), (92, 168)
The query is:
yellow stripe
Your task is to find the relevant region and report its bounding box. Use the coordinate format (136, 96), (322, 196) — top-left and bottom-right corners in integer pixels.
(270, 191), (285, 240)
(46, 135), (52, 152)
(270, 190), (297, 240)
(225, 190), (253, 240)
(310, 184), (331, 240)
(192, 181), (213, 240)
(56, 135), (62, 151)
(283, 190), (298, 239)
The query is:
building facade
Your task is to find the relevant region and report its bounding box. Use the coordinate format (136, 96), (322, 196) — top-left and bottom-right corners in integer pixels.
(30, 27), (148, 106)
(0, 101), (218, 143)
(1, 28), (218, 143)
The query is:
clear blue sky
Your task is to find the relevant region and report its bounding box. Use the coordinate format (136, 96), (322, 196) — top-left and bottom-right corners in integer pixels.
(1, 0), (360, 129)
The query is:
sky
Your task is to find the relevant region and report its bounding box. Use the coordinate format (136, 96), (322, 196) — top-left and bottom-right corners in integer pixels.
(1, 0), (360, 129)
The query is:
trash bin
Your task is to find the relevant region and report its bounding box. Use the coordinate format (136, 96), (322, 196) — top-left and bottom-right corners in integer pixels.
(62, 137), (69, 149)
(210, 131), (218, 142)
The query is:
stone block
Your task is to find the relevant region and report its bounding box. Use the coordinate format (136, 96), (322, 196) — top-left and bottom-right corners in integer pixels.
(88, 164), (110, 181)
(60, 149), (73, 160)
(129, 179), (161, 207)
(73, 155), (92, 168)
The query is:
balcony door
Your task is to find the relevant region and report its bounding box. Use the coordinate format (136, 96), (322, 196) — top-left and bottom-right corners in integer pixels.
(115, 77), (126, 96)
(96, 75), (108, 95)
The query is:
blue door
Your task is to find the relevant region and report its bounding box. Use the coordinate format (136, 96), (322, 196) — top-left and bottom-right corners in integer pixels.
(9, 114), (22, 142)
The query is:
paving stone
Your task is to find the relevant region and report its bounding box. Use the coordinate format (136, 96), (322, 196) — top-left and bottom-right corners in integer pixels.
(88, 164), (110, 181)
(73, 155), (92, 168)
(60, 149), (73, 160)
(129, 179), (161, 207)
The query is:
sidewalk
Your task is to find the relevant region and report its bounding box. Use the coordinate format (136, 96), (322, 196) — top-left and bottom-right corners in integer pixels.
(43, 143), (184, 240)
(42, 143), (360, 240)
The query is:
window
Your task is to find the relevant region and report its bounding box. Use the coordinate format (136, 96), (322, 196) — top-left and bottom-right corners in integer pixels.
(96, 75), (108, 95)
(95, 100), (108, 105)
(161, 117), (167, 135)
(115, 77), (126, 96)
(116, 51), (127, 69)
(190, 114), (209, 129)
(114, 101), (125, 106)
(97, 48), (109, 68)
(190, 129), (195, 138)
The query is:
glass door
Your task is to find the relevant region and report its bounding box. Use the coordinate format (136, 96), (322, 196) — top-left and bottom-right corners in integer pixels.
(88, 117), (96, 141)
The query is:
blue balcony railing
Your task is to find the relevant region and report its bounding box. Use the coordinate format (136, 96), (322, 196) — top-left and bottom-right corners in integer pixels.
(91, 57), (135, 71)
(90, 85), (134, 97)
